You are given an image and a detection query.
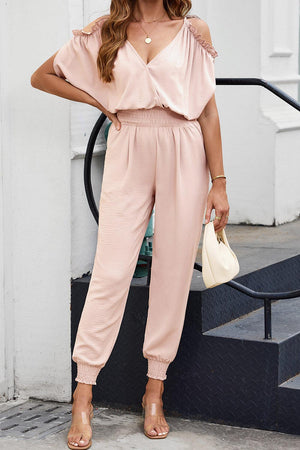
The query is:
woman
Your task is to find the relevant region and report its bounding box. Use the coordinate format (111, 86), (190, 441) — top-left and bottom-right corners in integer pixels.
(31, 0), (229, 448)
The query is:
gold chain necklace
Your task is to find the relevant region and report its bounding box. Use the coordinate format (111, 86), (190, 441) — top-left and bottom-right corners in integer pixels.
(132, 13), (167, 44)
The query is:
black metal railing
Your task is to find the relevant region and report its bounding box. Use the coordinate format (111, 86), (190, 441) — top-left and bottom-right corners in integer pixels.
(217, 77), (300, 111)
(83, 77), (300, 340)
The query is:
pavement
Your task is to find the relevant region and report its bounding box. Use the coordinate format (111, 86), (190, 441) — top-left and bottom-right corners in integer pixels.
(1, 398), (300, 450)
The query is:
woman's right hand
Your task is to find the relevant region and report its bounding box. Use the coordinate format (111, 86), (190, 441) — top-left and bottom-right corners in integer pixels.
(107, 113), (121, 131)
(92, 99), (121, 131)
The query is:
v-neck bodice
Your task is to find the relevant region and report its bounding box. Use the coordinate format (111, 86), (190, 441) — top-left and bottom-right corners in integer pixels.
(126, 17), (186, 67)
(53, 14), (219, 120)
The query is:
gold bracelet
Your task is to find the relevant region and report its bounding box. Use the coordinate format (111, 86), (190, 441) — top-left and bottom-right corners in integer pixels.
(211, 174), (226, 182)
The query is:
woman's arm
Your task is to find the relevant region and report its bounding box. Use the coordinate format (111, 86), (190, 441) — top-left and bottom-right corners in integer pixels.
(30, 20), (121, 129)
(195, 19), (230, 232)
(198, 95), (229, 232)
(30, 51), (101, 108)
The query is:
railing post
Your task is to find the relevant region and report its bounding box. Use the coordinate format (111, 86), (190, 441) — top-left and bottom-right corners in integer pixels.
(264, 298), (272, 339)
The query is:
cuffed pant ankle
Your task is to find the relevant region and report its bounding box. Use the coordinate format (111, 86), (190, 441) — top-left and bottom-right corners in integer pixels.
(72, 107), (209, 386)
(146, 358), (170, 381)
(74, 358), (170, 385)
(75, 362), (102, 385)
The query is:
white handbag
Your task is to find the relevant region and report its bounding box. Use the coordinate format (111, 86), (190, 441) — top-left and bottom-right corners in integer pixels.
(202, 220), (240, 288)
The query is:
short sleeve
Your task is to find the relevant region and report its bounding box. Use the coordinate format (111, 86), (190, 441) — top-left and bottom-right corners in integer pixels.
(53, 18), (105, 93)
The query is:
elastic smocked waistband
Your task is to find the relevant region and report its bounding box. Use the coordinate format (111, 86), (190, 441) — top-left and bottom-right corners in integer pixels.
(116, 106), (197, 127)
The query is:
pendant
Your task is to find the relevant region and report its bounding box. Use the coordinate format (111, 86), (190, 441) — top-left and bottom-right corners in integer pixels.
(145, 36), (152, 44)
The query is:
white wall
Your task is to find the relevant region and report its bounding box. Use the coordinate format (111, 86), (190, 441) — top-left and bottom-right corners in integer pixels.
(202, 0), (300, 225)
(69, 0), (111, 279)
(260, 0), (300, 224)
(0, 0), (14, 401)
(0, 0), (73, 402)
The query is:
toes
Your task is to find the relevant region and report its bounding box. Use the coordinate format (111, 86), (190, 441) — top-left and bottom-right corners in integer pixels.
(67, 429), (76, 442)
(145, 425), (158, 436)
(155, 426), (166, 436)
(67, 433), (74, 443)
(78, 434), (91, 446)
(144, 421), (169, 437)
(68, 431), (89, 447)
(155, 425), (169, 436)
(68, 432), (80, 446)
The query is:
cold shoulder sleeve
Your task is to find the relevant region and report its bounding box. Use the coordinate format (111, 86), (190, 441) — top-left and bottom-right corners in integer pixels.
(53, 17), (108, 101)
(185, 15), (219, 61)
(182, 15), (219, 118)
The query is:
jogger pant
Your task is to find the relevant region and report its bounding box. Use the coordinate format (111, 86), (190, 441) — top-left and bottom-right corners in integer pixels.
(72, 106), (210, 385)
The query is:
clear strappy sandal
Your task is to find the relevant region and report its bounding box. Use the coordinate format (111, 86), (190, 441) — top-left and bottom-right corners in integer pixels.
(67, 403), (94, 449)
(141, 398), (170, 439)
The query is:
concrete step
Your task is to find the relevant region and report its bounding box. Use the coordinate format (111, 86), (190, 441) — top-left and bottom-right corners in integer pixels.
(200, 254), (300, 333)
(278, 373), (300, 434)
(161, 296), (300, 434)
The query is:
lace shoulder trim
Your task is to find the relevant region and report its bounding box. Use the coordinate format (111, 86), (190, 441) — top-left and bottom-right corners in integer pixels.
(72, 15), (108, 36)
(185, 15), (219, 59)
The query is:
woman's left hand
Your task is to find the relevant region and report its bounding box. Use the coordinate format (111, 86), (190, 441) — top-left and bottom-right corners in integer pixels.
(204, 179), (230, 232)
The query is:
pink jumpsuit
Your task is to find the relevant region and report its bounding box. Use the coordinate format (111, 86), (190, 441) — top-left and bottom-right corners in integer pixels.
(53, 14), (218, 385)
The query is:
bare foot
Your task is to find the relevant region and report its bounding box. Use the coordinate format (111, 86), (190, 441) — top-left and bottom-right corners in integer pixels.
(142, 378), (169, 438)
(67, 383), (94, 448)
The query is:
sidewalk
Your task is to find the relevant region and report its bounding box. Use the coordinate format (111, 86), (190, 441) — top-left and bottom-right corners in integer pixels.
(0, 398), (300, 449)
